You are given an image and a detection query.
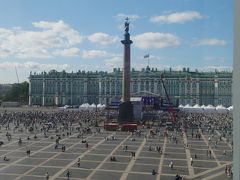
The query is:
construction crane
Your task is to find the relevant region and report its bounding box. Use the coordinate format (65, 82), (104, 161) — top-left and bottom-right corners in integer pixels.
(15, 66), (20, 103)
(160, 74), (176, 123)
(15, 66), (20, 84)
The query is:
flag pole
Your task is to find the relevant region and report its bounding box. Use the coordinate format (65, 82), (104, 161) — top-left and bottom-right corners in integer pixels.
(144, 53), (150, 67)
(148, 53), (150, 67)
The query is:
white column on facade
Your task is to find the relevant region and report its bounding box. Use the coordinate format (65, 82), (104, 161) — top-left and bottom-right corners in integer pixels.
(233, 1), (240, 178)
(184, 81), (187, 105)
(196, 81), (200, 105)
(109, 79), (112, 97)
(64, 81), (67, 105)
(144, 80), (146, 92)
(62, 96), (65, 105)
(60, 80), (63, 105)
(137, 80), (141, 93)
(28, 80), (32, 106)
(114, 78), (117, 97)
(132, 80), (135, 94)
(104, 80), (107, 103)
(55, 79), (58, 106)
(214, 77), (219, 106)
(99, 80), (102, 104)
(55, 96), (58, 105)
(190, 81), (193, 105)
(184, 82), (187, 95)
(154, 80), (158, 94)
(70, 80), (73, 105)
(84, 79), (87, 103)
(42, 79), (45, 106)
(178, 81), (182, 104)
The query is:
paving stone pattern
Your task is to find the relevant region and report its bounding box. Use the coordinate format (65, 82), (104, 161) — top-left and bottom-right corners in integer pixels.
(0, 125), (232, 180)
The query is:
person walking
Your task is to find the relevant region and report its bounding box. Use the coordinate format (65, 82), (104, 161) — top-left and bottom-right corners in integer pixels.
(45, 172), (49, 180)
(77, 158), (81, 167)
(131, 151), (135, 159)
(152, 169), (157, 175)
(66, 170), (71, 180)
(170, 161), (173, 169)
(190, 157), (193, 166)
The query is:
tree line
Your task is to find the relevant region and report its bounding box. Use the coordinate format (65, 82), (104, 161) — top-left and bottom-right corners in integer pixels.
(0, 82), (29, 104)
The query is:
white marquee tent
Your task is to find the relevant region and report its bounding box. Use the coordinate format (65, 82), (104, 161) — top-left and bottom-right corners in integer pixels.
(179, 104), (232, 113)
(79, 103), (106, 110)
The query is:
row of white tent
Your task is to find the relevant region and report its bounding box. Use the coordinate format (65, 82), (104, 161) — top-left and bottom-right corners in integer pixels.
(179, 104), (233, 113)
(79, 103), (106, 110)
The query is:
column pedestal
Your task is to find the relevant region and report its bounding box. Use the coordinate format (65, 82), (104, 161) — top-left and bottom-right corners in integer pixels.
(118, 101), (134, 123)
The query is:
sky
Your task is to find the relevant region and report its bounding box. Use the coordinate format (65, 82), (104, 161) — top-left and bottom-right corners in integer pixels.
(0, 0), (233, 83)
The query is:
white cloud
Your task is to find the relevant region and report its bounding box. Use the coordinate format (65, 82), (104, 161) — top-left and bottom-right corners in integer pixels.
(82, 49), (121, 59)
(133, 32), (180, 49)
(88, 32), (119, 45)
(0, 28), (13, 39)
(32, 20), (82, 45)
(0, 61), (70, 71)
(204, 56), (226, 63)
(114, 13), (140, 21)
(150, 11), (203, 24)
(0, 20), (83, 58)
(193, 38), (226, 46)
(104, 56), (122, 68)
(52, 48), (80, 57)
(82, 50), (109, 59)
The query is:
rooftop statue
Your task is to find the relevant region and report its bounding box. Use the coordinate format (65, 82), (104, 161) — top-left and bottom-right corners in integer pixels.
(124, 17), (129, 33)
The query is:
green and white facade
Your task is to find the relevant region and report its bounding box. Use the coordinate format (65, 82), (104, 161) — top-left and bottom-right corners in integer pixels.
(29, 67), (232, 107)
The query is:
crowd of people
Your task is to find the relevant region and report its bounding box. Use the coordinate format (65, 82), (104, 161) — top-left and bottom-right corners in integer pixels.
(177, 112), (232, 134)
(0, 109), (104, 166)
(0, 109), (103, 131)
(0, 108), (233, 179)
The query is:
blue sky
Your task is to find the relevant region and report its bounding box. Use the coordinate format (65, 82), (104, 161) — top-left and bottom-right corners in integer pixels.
(0, 0), (232, 83)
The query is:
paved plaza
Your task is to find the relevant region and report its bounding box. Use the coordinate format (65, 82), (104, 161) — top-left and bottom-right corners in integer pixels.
(0, 120), (233, 180)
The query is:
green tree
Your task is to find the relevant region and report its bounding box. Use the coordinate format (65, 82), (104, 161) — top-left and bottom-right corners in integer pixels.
(3, 82), (29, 104)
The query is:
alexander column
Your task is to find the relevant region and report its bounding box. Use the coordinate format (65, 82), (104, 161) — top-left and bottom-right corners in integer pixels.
(118, 18), (134, 123)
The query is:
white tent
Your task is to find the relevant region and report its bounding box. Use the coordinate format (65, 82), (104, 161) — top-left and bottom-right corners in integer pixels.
(178, 104), (184, 110)
(97, 103), (106, 110)
(192, 104), (203, 113)
(79, 103), (90, 110)
(180, 104), (230, 114)
(79, 103), (106, 110)
(227, 106), (233, 112)
(216, 105), (228, 113)
(181, 104), (203, 113)
(203, 104), (216, 113)
(183, 104), (192, 112)
(90, 103), (96, 107)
